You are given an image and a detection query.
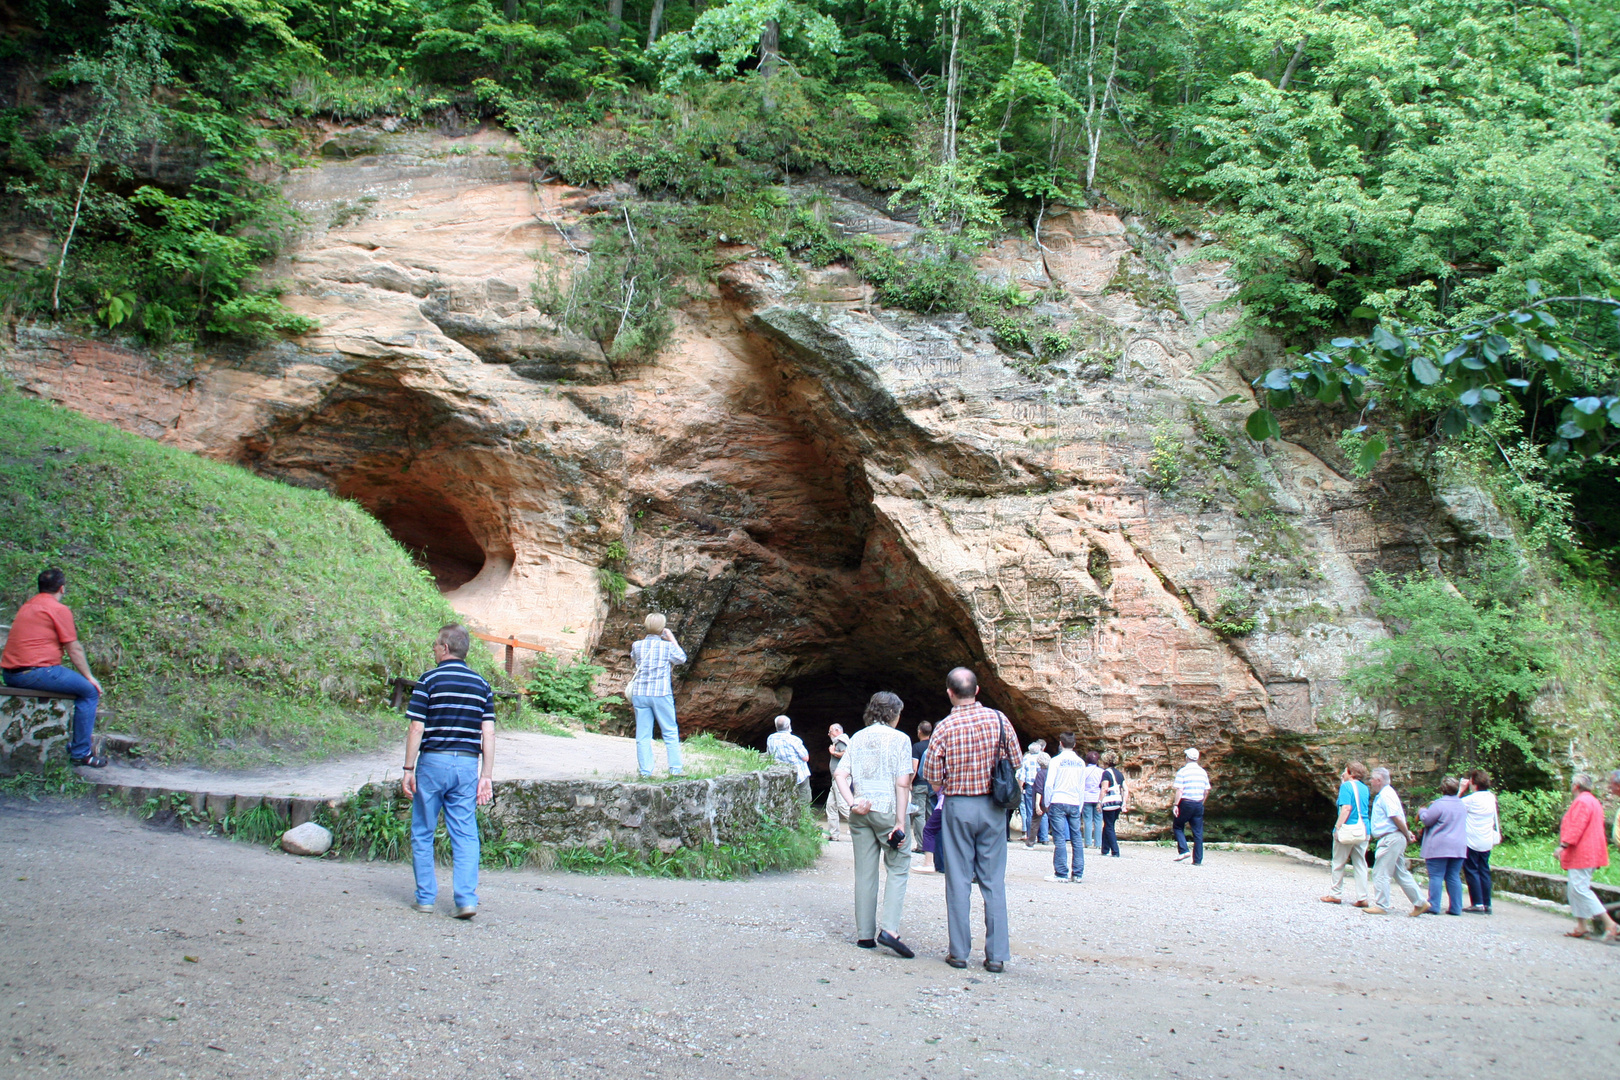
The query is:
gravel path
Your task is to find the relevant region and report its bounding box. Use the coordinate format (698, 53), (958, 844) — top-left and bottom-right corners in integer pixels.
(4, 799), (1617, 1079)
(89, 731), (673, 797)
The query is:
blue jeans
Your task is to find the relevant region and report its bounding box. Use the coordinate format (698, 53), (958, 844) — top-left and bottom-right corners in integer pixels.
(1425, 856), (1464, 915)
(4, 665), (98, 760)
(1173, 799), (1205, 864)
(411, 752), (481, 909)
(1021, 784), (1048, 842)
(1049, 802), (1084, 879)
(630, 694), (682, 777)
(1081, 802), (1102, 848)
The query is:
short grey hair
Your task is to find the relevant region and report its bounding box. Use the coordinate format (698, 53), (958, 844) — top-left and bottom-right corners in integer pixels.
(1371, 766), (1390, 783)
(1573, 772), (1595, 793)
(1610, 769), (1620, 787)
(774, 715), (791, 731)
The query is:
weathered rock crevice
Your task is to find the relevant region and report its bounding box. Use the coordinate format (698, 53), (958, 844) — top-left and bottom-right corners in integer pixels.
(0, 128), (1522, 819)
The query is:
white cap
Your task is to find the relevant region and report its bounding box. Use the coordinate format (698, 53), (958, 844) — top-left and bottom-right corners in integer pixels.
(1185, 747), (1199, 761)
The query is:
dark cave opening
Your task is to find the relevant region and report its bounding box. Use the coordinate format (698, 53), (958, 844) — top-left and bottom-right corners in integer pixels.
(760, 659), (1013, 800)
(371, 488), (487, 592)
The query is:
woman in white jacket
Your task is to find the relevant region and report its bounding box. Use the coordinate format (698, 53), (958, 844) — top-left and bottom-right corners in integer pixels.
(1459, 768), (1501, 914)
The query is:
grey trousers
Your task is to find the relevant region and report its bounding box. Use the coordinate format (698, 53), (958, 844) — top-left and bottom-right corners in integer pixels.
(794, 778), (811, 804)
(1371, 832), (1422, 908)
(941, 795), (1010, 963)
(850, 809), (911, 939)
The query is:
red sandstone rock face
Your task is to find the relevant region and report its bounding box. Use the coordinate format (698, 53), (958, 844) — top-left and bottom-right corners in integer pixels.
(0, 128), (1507, 817)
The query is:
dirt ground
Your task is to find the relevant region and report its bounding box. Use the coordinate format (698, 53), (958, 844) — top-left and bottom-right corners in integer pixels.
(4, 798), (1618, 1080)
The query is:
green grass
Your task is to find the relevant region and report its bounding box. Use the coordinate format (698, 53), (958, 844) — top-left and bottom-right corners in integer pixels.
(554, 809), (825, 879)
(0, 763), (91, 801)
(0, 390), (481, 766)
(1492, 837), (1620, 888)
(638, 732), (773, 782)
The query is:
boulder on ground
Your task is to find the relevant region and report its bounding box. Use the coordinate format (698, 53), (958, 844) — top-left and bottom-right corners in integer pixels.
(280, 821), (333, 856)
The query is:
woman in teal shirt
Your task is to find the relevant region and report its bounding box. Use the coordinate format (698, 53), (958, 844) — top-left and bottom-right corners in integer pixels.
(1322, 761), (1371, 906)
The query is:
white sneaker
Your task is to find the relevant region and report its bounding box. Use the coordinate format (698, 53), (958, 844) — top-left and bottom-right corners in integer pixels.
(1044, 873), (1071, 882)
(1174, 851), (1192, 862)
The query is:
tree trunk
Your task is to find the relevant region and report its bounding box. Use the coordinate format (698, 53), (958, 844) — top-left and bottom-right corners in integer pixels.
(607, 0), (623, 39)
(51, 74), (122, 313)
(943, 1), (963, 164)
(646, 0), (665, 47)
(758, 18), (780, 111)
(1277, 36), (1308, 90)
(503, 0), (519, 70)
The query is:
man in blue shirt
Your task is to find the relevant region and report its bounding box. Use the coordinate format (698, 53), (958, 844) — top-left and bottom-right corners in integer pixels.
(401, 624), (496, 918)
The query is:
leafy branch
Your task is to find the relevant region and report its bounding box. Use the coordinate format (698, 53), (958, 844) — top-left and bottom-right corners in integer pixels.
(1231, 285), (1620, 475)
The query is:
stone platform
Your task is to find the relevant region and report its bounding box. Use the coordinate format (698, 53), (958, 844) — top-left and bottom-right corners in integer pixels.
(86, 730), (802, 854)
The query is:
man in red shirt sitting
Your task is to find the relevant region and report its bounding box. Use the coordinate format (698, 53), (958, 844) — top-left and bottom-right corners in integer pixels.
(2, 567), (106, 767)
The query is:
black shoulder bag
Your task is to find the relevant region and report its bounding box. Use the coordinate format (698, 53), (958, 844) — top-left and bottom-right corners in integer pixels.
(989, 713), (1021, 809)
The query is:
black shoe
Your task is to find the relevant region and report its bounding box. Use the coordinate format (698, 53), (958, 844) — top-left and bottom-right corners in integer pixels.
(856, 939), (877, 949)
(983, 960), (1005, 973)
(877, 930), (914, 959)
(945, 956), (967, 969)
(70, 753), (108, 769)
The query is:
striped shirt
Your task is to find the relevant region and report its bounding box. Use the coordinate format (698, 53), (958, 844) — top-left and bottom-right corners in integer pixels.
(406, 660), (495, 755)
(921, 701), (1020, 797)
(1174, 762), (1211, 802)
(626, 635), (687, 697)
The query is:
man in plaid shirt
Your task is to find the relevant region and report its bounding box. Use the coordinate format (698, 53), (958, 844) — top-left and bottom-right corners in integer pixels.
(626, 613), (686, 778)
(923, 667), (1021, 972)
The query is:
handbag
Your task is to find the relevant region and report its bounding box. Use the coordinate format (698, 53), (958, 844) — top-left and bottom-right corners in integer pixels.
(989, 713), (1021, 810)
(1335, 785), (1368, 845)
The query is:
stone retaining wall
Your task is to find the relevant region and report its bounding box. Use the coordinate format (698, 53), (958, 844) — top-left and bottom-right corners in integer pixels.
(93, 765), (804, 855)
(0, 692), (72, 773)
(487, 766), (804, 854)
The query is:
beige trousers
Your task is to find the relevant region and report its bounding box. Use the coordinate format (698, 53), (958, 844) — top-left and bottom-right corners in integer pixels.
(1329, 836), (1370, 901)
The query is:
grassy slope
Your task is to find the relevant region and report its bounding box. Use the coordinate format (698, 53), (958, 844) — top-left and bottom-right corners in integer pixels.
(0, 390), (471, 766)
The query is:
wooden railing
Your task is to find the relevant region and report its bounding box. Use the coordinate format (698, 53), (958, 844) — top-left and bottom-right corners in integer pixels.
(470, 630), (548, 676)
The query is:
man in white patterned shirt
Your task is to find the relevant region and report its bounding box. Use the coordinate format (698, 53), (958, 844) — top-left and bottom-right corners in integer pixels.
(1173, 747), (1212, 864)
(625, 613), (686, 778)
(834, 691), (915, 958)
(766, 714), (811, 802)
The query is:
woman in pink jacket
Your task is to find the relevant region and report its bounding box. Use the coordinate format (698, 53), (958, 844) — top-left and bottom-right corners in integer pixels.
(1558, 773), (1617, 941)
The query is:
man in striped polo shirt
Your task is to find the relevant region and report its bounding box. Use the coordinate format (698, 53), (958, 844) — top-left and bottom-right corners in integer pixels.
(1173, 747), (1212, 865)
(401, 624), (496, 918)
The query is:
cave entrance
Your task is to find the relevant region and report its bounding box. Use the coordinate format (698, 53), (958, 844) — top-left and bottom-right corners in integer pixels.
(364, 482), (488, 593)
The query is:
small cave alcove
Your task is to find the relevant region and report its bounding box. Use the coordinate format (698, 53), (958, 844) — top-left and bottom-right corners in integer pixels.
(366, 483), (488, 592)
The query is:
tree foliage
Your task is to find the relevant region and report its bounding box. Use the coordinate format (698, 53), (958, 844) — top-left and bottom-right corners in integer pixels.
(1347, 566), (1554, 786)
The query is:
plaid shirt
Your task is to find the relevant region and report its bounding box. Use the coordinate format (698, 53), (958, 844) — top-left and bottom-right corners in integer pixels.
(626, 635), (687, 697)
(922, 701), (1021, 797)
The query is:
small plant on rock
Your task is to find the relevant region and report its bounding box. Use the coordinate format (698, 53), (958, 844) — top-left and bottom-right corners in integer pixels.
(525, 654), (622, 729)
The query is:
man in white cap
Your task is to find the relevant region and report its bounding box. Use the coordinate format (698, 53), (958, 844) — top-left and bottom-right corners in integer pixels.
(1172, 747), (1211, 864)
(766, 715), (812, 802)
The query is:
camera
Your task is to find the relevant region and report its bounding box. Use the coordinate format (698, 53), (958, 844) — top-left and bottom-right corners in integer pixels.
(888, 828), (906, 850)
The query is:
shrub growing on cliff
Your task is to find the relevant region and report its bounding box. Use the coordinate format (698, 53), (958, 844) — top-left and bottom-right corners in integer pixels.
(524, 654), (622, 729)
(1346, 565), (1553, 785)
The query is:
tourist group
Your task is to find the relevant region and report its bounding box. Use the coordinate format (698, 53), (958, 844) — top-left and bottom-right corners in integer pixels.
(6, 578), (1618, 952)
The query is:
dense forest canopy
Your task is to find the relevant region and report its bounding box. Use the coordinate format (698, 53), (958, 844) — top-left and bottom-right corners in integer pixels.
(1, 0), (1618, 564)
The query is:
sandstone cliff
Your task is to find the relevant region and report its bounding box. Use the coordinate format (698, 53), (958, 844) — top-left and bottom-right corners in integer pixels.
(1, 127), (1508, 819)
